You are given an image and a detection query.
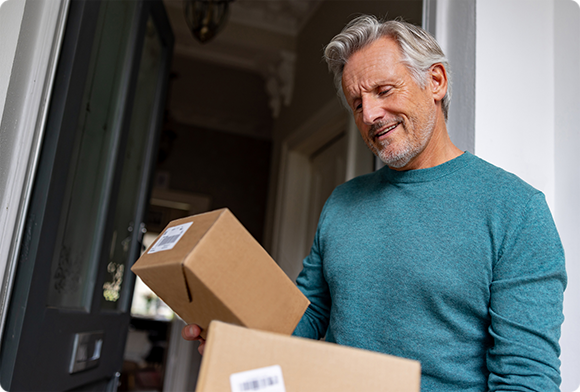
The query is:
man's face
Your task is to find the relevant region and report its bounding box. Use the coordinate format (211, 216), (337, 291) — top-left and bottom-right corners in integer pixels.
(341, 37), (442, 170)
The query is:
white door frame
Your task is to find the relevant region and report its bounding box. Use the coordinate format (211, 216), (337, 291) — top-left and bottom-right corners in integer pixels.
(271, 99), (372, 281)
(0, 0), (70, 349)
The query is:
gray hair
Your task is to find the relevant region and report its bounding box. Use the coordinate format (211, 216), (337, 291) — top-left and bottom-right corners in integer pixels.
(324, 15), (451, 121)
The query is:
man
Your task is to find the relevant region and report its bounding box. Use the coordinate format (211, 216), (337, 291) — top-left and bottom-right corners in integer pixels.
(183, 16), (567, 391)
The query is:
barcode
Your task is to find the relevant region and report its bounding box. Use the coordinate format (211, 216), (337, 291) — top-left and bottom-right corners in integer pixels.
(239, 376), (279, 391)
(157, 234), (180, 247)
(230, 364), (285, 392)
(147, 222), (193, 254)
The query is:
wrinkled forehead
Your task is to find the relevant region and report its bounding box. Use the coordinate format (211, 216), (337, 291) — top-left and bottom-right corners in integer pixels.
(342, 37), (405, 80)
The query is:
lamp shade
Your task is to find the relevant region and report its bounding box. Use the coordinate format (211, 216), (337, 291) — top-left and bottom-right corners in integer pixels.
(183, 0), (232, 44)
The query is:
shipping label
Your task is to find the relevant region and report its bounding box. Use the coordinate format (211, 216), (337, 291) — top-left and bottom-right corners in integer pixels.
(230, 365), (286, 392)
(147, 222), (193, 253)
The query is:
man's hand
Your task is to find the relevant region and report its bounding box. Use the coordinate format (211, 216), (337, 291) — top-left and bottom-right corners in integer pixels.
(182, 324), (206, 355)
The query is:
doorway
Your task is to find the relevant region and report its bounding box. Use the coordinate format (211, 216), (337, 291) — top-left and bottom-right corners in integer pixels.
(271, 99), (374, 282)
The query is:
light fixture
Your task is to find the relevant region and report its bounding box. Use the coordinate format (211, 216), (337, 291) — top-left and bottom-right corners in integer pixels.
(183, 0), (234, 44)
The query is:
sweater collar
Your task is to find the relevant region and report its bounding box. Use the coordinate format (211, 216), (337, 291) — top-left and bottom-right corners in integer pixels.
(381, 151), (473, 184)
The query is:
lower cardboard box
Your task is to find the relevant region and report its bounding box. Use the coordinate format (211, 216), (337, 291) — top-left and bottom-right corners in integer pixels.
(196, 321), (421, 392)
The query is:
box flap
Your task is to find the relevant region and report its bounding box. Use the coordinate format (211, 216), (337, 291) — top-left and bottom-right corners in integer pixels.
(186, 209), (309, 335)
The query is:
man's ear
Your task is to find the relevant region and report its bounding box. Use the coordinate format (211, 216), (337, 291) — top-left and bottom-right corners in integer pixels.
(429, 63), (448, 102)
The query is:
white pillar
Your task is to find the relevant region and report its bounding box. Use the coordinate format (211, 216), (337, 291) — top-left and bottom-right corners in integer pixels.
(553, 1), (580, 391)
(475, 1), (578, 391)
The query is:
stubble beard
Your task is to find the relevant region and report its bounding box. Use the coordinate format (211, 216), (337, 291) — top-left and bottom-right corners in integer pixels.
(370, 109), (437, 169)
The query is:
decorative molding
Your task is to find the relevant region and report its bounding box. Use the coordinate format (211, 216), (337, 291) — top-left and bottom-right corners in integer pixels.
(262, 50), (296, 118)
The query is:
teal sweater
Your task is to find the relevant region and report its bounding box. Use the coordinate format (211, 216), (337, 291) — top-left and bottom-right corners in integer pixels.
(293, 152), (566, 391)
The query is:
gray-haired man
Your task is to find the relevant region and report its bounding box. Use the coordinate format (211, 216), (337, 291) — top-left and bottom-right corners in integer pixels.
(184, 16), (566, 392)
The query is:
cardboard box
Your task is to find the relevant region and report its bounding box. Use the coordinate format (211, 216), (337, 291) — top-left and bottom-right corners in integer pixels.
(196, 321), (421, 392)
(131, 208), (310, 338)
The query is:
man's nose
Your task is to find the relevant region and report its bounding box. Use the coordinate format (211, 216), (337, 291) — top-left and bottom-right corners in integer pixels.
(361, 96), (385, 125)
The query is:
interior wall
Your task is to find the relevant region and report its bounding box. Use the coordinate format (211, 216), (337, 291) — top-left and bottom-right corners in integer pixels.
(554, 1), (580, 391)
(475, 1), (580, 390)
(274, 0), (423, 142)
(168, 54), (273, 140)
(154, 121), (272, 243)
(155, 54), (274, 243)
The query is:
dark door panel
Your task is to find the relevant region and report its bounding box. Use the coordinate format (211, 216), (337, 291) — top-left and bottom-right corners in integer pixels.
(0, 0), (173, 390)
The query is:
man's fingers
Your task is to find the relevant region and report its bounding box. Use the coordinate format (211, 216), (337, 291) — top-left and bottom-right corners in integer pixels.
(182, 323), (206, 355)
(182, 324), (203, 340)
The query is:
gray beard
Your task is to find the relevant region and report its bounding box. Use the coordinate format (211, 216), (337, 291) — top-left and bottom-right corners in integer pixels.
(370, 110), (436, 169)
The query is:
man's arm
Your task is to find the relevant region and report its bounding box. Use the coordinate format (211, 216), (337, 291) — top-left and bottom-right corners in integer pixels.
(487, 193), (567, 391)
(293, 219), (332, 340)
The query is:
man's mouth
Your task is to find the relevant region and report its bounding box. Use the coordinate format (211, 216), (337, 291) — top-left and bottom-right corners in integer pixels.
(373, 122), (401, 139)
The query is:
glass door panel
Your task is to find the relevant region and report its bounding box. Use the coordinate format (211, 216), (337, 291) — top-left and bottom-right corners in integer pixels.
(47, 0), (138, 310)
(102, 15), (164, 311)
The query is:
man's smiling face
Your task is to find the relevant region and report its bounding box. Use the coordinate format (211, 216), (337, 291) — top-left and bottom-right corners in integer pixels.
(341, 36), (443, 170)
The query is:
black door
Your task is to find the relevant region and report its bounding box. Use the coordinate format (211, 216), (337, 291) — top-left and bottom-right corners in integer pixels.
(0, 0), (174, 390)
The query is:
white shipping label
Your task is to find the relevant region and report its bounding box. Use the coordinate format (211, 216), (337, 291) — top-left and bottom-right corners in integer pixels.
(147, 222), (193, 254)
(230, 365), (286, 392)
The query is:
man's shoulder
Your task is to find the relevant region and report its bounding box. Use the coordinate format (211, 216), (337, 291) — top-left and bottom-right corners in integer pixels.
(465, 154), (541, 198)
(333, 169), (383, 196)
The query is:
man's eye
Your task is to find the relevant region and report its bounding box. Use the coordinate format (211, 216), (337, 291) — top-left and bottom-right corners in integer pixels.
(379, 88), (391, 96)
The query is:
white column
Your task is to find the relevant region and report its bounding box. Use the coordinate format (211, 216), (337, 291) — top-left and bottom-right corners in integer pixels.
(475, 1), (579, 391)
(475, 0), (556, 204)
(553, 1), (580, 391)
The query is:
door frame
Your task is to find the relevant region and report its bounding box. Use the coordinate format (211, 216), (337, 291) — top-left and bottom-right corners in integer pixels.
(271, 99), (373, 281)
(0, 0), (71, 351)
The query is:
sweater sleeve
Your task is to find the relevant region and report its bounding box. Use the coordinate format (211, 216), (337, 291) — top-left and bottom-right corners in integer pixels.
(292, 219), (332, 340)
(487, 193), (567, 391)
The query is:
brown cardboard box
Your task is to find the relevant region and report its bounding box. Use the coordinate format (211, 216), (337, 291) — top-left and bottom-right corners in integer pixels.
(196, 321), (422, 392)
(131, 208), (310, 338)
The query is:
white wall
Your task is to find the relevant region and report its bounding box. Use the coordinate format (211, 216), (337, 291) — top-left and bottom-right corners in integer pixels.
(475, 0), (556, 206)
(475, 1), (580, 391)
(554, 1), (580, 391)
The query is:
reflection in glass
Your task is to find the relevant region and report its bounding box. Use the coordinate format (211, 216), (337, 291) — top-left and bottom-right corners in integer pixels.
(101, 16), (164, 310)
(47, 1), (137, 310)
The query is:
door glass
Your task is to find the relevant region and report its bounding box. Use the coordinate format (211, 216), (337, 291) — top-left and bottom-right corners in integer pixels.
(47, 1), (137, 310)
(101, 15), (164, 310)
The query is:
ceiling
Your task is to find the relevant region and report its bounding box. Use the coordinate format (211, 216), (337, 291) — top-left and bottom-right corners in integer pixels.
(161, 0), (323, 134)
(163, 0), (321, 76)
